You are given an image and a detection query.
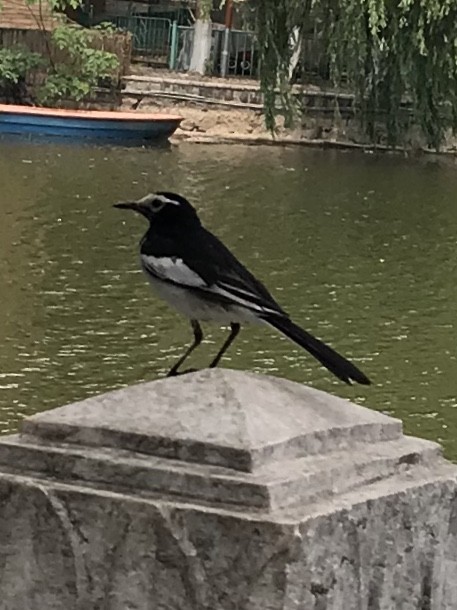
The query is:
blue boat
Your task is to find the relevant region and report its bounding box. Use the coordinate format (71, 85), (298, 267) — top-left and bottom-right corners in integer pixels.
(0, 104), (182, 143)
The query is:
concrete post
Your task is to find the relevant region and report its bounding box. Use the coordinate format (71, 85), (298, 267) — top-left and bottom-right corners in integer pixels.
(0, 369), (457, 609)
(220, 27), (231, 78)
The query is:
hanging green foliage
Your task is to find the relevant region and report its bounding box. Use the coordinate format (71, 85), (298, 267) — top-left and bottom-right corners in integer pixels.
(253, 0), (457, 149)
(197, 0), (213, 21)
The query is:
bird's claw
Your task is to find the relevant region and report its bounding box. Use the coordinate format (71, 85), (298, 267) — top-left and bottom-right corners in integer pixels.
(166, 367), (199, 377)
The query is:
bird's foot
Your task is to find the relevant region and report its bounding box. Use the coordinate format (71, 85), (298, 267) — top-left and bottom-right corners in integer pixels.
(166, 367), (199, 378)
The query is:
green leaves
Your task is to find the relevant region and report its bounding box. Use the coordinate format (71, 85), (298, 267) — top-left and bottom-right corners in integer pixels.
(2, 0), (121, 106)
(0, 48), (43, 84)
(0, 48), (44, 87)
(198, 0), (213, 21)
(37, 25), (120, 104)
(37, 73), (90, 103)
(255, 0), (457, 149)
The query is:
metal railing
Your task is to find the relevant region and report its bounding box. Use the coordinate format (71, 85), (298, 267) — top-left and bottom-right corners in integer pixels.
(216, 29), (259, 78)
(175, 25), (194, 71)
(173, 26), (259, 78)
(109, 18), (328, 83)
(111, 15), (172, 64)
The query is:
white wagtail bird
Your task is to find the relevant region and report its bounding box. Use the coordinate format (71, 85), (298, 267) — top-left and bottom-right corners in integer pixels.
(114, 192), (370, 385)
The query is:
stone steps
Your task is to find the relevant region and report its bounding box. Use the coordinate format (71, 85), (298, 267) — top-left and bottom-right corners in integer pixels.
(122, 73), (356, 115)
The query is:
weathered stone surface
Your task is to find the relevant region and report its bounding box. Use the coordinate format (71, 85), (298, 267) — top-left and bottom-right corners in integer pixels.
(0, 431), (440, 512)
(0, 369), (456, 610)
(21, 369), (402, 472)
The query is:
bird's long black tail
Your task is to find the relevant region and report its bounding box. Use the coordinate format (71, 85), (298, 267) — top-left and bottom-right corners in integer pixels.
(266, 316), (370, 385)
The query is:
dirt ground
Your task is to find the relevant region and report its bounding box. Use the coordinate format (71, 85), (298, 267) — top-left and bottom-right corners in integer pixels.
(121, 95), (375, 149)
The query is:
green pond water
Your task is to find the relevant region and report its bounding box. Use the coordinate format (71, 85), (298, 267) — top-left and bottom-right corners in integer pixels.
(1, 139), (457, 458)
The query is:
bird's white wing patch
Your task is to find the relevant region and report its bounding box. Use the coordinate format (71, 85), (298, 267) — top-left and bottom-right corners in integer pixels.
(141, 255), (207, 287)
(142, 256), (283, 317)
(218, 281), (265, 302)
(213, 283), (279, 315)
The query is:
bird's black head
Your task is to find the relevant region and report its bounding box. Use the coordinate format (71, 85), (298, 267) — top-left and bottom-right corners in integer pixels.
(114, 192), (200, 228)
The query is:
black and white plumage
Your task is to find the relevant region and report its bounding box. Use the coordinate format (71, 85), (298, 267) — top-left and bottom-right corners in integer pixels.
(114, 192), (370, 385)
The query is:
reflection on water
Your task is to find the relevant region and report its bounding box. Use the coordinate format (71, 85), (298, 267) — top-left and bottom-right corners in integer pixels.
(1, 139), (457, 459)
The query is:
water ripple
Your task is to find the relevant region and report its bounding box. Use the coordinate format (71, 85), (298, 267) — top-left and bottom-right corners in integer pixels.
(1, 142), (457, 458)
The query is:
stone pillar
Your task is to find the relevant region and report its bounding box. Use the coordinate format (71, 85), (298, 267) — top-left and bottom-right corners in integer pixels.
(0, 369), (456, 610)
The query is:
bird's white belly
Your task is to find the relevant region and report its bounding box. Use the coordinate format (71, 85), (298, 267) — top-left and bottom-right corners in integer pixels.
(144, 274), (260, 324)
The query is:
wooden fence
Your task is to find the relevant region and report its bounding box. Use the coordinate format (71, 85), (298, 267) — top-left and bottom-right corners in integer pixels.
(0, 0), (60, 30)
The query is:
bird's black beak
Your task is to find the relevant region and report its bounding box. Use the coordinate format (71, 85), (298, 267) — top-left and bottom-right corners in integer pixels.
(114, 200), (152, 220)
(113, 201), (141, 212)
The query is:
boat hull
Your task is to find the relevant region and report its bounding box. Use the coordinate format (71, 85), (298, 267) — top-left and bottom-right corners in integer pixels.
(0, 104), (182, 143)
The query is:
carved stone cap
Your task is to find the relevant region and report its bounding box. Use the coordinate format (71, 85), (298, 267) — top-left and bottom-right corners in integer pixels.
(21, 369), (401, 473)
(0, 370), (441, 512)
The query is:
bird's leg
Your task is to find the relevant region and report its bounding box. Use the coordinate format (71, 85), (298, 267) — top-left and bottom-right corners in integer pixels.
(167, 320), (203, 377)
(208, 323), (240, 369)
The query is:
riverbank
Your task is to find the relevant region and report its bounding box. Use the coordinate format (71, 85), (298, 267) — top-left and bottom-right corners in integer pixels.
(121, 99), (368, 149)
(121, 68), (457, 155)
(121, 95), (402, 152)
(123, 99), (457, 155)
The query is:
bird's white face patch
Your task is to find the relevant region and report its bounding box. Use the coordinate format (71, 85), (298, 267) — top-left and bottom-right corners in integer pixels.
(154, 194), (180, 205)
(136, 193), (180, 207)
(141, 255), (206, 287)
(136, 193), (156, 206)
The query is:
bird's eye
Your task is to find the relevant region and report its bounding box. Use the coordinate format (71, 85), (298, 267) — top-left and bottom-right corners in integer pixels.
(151, 200), (166, 212)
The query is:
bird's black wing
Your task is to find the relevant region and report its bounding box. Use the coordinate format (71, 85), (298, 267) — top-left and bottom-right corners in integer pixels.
(141, 226), (289, 319)
(141, 225), (371, 385)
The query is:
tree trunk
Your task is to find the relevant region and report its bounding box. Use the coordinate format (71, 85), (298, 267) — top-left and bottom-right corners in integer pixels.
(288, 27), (302, 82)
(189, 18), (212, 75)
